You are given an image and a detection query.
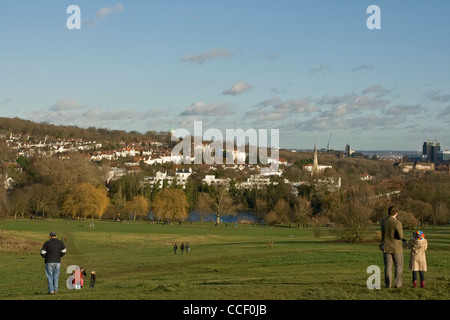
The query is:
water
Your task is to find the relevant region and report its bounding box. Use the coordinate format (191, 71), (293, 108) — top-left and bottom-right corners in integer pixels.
(147, 211), (258, 223)
(187, 211), (257, 223)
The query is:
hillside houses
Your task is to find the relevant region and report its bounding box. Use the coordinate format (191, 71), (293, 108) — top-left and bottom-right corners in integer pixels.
(6, 134), (102, 157)
(1, 131), (315, 194)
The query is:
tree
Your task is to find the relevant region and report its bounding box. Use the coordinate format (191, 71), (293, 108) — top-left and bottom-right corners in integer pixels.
(432, 202), (449, 225)
(401, 198), (433, 224)
(292, 196), (313, 225)
(27, 154), (107, 210)
(10, 188), (31, 219)
(206, 185), (238, 224)
(0, 181), (8, 218)
(254, 198), (268, 221)
(27, 184), (56, 218)
(397, 210), (419, 230)
(125, 195), (149, 220)
(63, 183), (109, 219)
(325, 186), (376, 242)
(152, 189), (189, 222)
(196, 192), (211, 224)
(265, 199), (290, 226)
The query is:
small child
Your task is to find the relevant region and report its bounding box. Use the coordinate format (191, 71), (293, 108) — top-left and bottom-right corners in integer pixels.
(404, 230), (428, 288)
(90, 271), (96, 288)
(80, 267), (87, 288)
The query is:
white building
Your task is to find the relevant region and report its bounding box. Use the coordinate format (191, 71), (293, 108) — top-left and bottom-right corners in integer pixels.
(202, 175), (230, 186)
(106, 167), (127, 184)
(237, 175), (271, 189)
(144, 168), (192, 189)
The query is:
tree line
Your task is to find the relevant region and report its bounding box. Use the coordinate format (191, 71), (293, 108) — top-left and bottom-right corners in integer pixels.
(0, 116), (168, 144)
(1, 117), (449, 242)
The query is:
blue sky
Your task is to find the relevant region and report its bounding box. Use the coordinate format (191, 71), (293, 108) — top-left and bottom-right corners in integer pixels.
(1, 0), (449, 151)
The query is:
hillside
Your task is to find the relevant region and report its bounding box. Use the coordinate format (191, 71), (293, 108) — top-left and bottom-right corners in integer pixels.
(0, 117), (169, 144)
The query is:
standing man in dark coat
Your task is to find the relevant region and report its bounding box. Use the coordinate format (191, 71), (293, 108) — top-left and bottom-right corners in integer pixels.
(380, 206), (404, 288)
(40, 231), (66, 294)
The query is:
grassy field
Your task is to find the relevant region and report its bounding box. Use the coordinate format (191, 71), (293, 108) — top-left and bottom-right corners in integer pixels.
(0, 218), (449, 300)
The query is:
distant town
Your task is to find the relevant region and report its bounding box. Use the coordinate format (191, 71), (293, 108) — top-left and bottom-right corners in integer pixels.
(1, 117), (449, 193)
(1, 117), (449, 229)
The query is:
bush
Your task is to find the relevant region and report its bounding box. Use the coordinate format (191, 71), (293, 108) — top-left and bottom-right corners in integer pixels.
(397, 210), (419, 230)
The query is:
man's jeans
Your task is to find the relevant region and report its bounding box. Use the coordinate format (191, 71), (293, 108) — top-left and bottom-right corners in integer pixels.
(45, 263), (61, 293)
(383, 253), (403, 288)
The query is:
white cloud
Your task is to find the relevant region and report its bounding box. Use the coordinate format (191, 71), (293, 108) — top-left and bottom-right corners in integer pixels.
(296, 113), (404, 132)
(386, 104), (422, 116)
(320, 93), (389, 118)
(49, 98), (85, 112)
(86, 3), (123, 26)
(249, 97), (318, 121)
(222, 81), (253, 95)
(293, 91), (403, 132)
(426, 90), (450, 103)
(351, 64), (374, 71)
(180, 48), (234, 65)
(144, 109), (165, 117)
(309, 64), (333, 75)
(97, 3), (123, 19)
(179, 101), (234, 117)
(437, 106), (450, 121)
(83, 108), (139, 120)
(317, 94), (356, 106)
(362, 85), (392, 97)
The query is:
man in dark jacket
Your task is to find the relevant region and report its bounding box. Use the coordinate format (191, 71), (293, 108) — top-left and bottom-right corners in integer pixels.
(40, 231), (66, 294)
(380, 206), (404, 288)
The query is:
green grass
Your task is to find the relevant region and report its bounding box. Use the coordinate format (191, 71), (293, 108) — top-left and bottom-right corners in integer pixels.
(0, 218), (449, 300)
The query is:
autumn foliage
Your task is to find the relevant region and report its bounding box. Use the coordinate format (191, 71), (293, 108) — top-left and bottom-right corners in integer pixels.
(63, 183), (109, 219)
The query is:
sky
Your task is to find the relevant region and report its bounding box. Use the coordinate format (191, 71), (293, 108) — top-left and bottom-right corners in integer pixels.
(1, 0), (449, 151)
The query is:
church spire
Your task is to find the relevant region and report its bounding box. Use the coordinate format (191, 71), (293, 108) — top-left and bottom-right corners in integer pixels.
(312, 143), (319, 176)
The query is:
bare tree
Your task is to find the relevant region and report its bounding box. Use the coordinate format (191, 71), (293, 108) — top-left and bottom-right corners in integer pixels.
(196, 192), (211, 224)
(206, 186), (238, 224)
(326, 186), (376, 242)
(26, 184), (56, 218)
(432, 202), (449, 226)
(265, 199), (290, 226)
(292, 196), (313, 226)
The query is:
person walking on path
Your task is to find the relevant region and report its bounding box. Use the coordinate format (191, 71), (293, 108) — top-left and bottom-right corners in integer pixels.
(174, 243), (178, 254)
(380, 206), (405, 288)
(40, 231), (67, 294)
(404, 230), (428, 288)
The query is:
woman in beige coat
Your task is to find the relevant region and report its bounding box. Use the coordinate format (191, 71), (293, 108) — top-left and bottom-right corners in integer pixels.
(404, 230), (428, 288)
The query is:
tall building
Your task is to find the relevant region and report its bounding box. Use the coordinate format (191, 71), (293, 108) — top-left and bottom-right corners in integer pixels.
(423, 141), (440, 163)
(345, 144), (351, 157)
